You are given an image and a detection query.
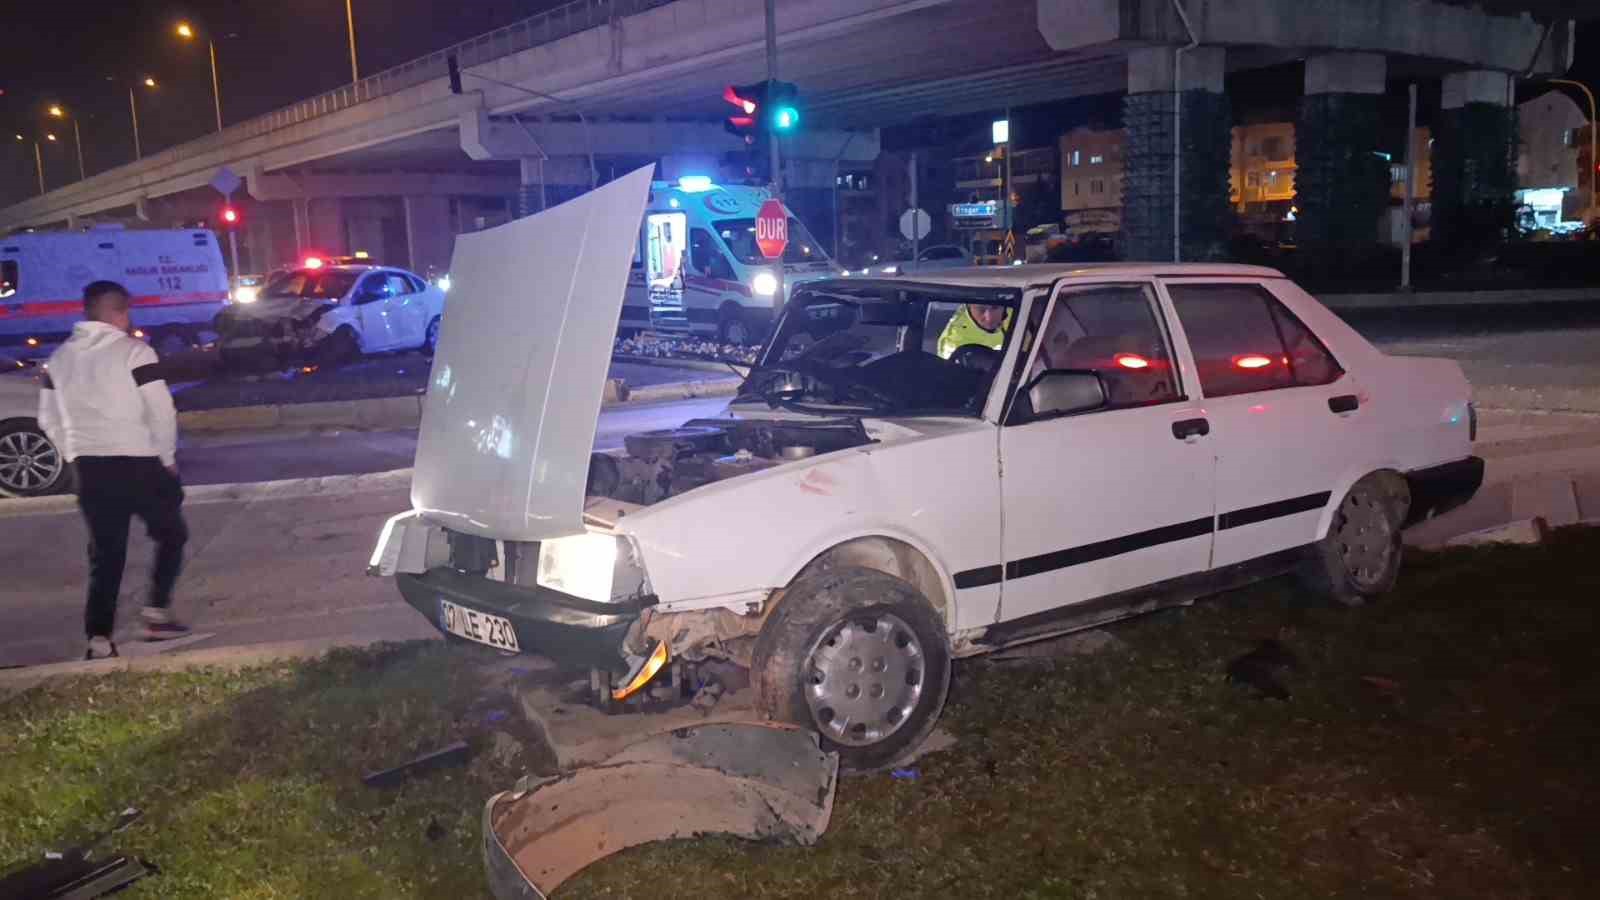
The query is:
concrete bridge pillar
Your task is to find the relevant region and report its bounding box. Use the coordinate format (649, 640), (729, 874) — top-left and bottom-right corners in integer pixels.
(1121, 45), (1232, 261)
(1296, 53), (1390, 249)
(518, 158), (546, 218)
(404, 195), (453, 276)
(1433, 70), (1517, 249)
(307, 198), (346, 255)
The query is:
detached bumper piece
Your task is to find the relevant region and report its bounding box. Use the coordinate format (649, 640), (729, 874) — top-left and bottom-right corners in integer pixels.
(396, 567), (648, 669)
(483, 724), (839, 900)
(1404, 456), (1485, 527)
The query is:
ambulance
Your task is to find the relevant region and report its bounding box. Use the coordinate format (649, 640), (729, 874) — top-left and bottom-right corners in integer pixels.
(622, 177), (839, 345)
(0, 226), (230, 358)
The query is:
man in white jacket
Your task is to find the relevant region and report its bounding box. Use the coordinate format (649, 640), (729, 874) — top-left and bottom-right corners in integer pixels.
(39, 280), (190, 659)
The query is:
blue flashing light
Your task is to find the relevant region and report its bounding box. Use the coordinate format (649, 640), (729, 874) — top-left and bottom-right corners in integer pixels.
(677, 176), (715, 193)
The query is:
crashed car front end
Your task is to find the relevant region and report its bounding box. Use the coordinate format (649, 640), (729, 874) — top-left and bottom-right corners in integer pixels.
(215, 300), (340, 357)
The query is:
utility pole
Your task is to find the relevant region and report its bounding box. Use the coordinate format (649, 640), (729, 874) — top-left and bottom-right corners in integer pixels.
(33, 141), (45, 195)
(346, 0), (361, 84)
(128, 88), (142, 160)
(72, 120), (85, 181)
(1401, 83), (1417, 290)
(910, 151), (920, 265)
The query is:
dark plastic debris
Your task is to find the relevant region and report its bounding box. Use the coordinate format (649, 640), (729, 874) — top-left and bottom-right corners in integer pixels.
(362, 741), (471, 788)
(890, 768), (919, 781)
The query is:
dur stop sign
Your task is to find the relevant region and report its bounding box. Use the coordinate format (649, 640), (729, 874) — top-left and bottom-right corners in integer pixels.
(756, 199), (788, 259)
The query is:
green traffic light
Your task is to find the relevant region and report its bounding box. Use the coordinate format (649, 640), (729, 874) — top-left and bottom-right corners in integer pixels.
(773, 106), (799, 131)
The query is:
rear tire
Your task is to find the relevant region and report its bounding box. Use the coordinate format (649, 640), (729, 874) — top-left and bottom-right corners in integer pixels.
(1300, 472), (1410, 607)
(150, 327), (194, 359)
(0, 421), (69, 497)
(422, 316), (441, 354)
(752, 566), (951, 772)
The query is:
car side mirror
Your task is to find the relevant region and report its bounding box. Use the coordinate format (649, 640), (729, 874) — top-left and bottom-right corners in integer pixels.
(1025, 369), (1107, 418)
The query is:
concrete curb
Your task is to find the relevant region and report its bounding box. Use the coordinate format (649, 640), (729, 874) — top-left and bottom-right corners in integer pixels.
(0, 467), (414, 519)
(175, 375), (739, 434)
(0, 632), (440, 695)
(612, 353), (746, 375)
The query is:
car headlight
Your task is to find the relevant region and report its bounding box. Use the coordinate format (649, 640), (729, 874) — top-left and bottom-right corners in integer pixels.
(751, 271), (779, 297)
(536, 532), (651, 604)
(233, 286), (258, 304)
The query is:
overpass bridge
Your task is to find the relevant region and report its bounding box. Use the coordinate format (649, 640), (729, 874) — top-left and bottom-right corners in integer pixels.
(0, 0), (1574, 271)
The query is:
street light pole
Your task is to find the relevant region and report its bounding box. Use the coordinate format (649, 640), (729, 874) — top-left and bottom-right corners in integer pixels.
(1548, 79), (1597, 223)
(72, 120), (85, 181)
(346, 0), (360, 83)
(33, 141), (45, 195)
(129, 88), (142, 160)
(208, 39), (223, 131)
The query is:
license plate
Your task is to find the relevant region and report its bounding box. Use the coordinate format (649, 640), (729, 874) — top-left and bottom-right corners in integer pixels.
(438, 599), (521, 652)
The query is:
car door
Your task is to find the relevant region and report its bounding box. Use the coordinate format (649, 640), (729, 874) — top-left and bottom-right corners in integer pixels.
(995, 278), (1215, 627)
(1162, 279), (1353, 569)
(353, 272), (398, 351)
(388, 272), (429, 347)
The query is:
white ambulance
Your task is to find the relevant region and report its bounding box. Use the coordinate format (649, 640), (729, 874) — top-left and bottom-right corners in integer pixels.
(622, 177), (839, 345)
(0, 226), (230, 359)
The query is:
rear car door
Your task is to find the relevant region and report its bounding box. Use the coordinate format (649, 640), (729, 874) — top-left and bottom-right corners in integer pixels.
(995, 278), (1215, 627)
(387, 272), (428, 347)
(1162, 279), (1353, 568)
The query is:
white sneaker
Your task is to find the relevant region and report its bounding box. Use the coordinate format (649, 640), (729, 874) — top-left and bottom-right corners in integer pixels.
(140, 606), (192, 641)
(85, 636), (119, 660)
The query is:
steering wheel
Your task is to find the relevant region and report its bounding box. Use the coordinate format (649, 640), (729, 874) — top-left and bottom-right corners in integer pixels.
(949, 344), (1001, 373)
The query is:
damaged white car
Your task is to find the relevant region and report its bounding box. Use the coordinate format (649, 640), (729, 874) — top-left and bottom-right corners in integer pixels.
(371, 168), (1483, 779)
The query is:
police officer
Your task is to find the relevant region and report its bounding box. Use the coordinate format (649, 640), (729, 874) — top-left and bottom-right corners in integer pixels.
(936, 303), (1011, 359)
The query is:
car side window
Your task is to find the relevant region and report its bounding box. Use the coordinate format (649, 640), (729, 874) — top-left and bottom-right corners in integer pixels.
(0, 260), (17, 298)
(384, 274), (412, 297)
(689, 228), (735, 280)
(1167, 283), (1342, 397)
(355, 274), (390, 305)
(1020, 283), (1180, 415)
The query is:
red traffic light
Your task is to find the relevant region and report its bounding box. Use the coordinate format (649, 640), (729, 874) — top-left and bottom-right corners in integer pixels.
(723, 84), (757, 115)
(221, 206), (239, 225)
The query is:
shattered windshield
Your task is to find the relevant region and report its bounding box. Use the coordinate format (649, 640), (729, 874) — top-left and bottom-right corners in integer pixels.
(263, 270), (360, 300)
(736, 286), (1019, 417)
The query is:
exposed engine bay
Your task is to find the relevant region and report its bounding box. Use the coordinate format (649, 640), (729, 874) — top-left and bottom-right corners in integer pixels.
(586, 417), (874, 505)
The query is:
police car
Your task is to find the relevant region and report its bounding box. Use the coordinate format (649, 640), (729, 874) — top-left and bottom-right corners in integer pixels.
(371, 169), (1483, 773)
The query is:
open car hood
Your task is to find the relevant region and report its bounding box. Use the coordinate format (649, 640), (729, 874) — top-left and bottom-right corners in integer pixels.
(410, 165), (655, 540)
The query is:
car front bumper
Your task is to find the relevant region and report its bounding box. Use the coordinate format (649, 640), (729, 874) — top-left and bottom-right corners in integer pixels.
(396, 567), (647, 669)
(1403, 456), (1485, 527)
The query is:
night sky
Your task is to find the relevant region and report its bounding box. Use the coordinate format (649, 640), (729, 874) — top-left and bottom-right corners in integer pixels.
(0, 2), (1596, 206)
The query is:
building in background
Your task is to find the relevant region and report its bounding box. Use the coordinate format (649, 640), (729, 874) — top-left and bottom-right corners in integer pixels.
(1516, 90), (1588, 229)
(1059, 127), (1122, 237)
(1231, 122), (1297, 219)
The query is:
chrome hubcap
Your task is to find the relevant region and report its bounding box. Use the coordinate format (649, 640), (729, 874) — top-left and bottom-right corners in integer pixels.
(802, 612), (925, 747)
(0, 430), (62, 493)
(1336, 486), (1394, 589)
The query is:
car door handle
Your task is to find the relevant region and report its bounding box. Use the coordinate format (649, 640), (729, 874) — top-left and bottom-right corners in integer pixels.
(1328, 394), (1360, 414)
(1172, 418), (1210, 440)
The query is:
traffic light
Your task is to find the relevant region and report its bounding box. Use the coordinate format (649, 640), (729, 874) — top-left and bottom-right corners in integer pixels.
(723, 80), (801, 183)
(219, 205), (240, 229)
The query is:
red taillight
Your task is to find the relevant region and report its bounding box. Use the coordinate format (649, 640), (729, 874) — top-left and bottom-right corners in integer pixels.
(304, 256), (324, 269)
(1233, 354), (1273, 369)
(1113, 352), (1150, 369)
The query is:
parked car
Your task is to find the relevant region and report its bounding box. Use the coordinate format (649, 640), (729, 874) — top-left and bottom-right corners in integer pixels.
(876, 244), (973, 275)
(0, 356), (70, 497)
(370, 172), (1483, 774)
(215, 264), (445, 368)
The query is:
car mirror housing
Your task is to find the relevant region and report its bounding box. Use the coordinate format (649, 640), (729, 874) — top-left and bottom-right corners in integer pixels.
(1026, 369), (1108, 419)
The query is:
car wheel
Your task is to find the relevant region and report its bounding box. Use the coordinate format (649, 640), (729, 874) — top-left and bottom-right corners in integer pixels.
(422, 316), (441, 354)
(0, 421), (68, 497)
(150, 327), (194, 359)
(316, 327), (361, 366)
(752, 566), (951, 772)
(717, 306), (754, 346)
(1300, 472), (1410, 607)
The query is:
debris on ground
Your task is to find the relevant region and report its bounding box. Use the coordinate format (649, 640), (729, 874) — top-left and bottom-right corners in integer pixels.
(488, 732), (523, 769)
(690, 680), (725, 712)
(1225, 639), (1301, 700)
(425, 818), (447, 843)
(990, 629), (1127, 663)
(0, 807), (155, 899)
(362, 741), (472, 788)
(485, 724), (838, 899)
(614, 334), (759, 366)
(891, 727), (958, 769)
(891, 768), (919, 781)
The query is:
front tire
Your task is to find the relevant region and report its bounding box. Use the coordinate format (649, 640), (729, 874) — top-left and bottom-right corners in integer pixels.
(422, 316), (441, 354)
(753, 566), (951, 772)
(316, 326), (361, 366)
(1300, 472), (1410, 606)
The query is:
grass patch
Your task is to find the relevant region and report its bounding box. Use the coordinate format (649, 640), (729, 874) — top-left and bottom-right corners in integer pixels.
(4, 529), (1599, 898)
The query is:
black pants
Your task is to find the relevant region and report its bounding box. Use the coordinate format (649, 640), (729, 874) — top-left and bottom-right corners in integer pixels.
(75, 456), (188, 638)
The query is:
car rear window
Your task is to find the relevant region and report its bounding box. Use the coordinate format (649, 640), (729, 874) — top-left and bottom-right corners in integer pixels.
(1167, 283), (1342, 398)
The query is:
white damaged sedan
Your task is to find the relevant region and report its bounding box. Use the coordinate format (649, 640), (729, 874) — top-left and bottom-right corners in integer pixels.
(371, 168), (1483, 772)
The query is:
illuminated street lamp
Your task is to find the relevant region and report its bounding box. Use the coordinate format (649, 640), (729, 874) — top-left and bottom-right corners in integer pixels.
(123, 76), (159, 160)
(45, 104), (85, 181)
(175, 21), (224, 132)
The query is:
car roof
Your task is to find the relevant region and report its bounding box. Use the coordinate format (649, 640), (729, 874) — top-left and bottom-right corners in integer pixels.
(838, 262), (1286, 290)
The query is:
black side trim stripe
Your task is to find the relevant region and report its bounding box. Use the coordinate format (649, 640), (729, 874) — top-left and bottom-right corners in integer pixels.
(39, 373), (54, 389)
(952, 491), (1333, 590)
(953, 565), (1002, 589)
(131, 363), (164, 387)
(1007, 516), (1213, 580)
(1217, 491), (1331, 531)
